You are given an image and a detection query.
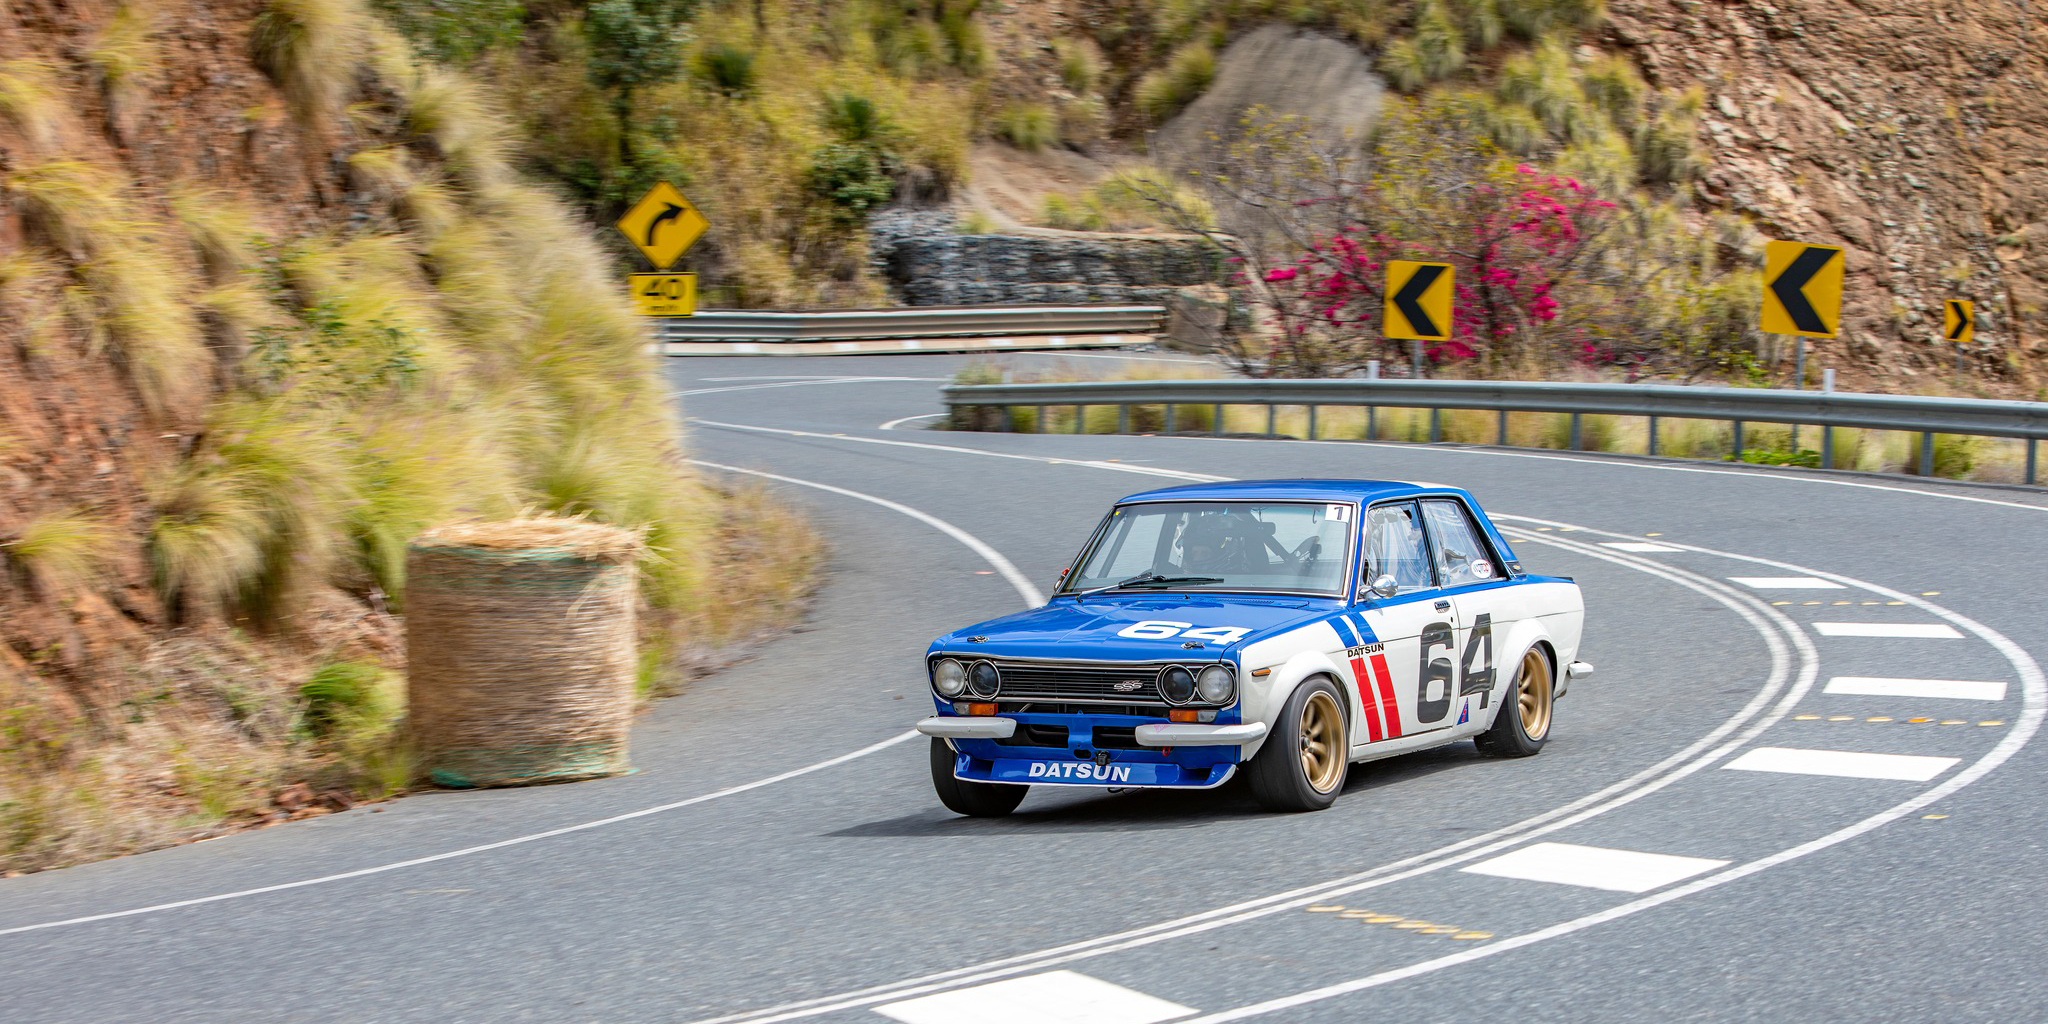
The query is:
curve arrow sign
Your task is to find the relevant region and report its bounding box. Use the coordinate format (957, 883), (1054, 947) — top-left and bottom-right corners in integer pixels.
(1760, 240), (1846, 338)
(1384, 260), (1454, 342)
(1944, 300), (1974, 345)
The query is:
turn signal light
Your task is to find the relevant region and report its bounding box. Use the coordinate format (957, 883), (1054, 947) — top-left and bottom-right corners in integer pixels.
(1169, 709), (1201, 723)
(957, 702), (998, 716)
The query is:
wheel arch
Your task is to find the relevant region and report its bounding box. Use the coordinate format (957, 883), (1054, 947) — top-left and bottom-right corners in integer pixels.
(1240, 653), (1351, 760)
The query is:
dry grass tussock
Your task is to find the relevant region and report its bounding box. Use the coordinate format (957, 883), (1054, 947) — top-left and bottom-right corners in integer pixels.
(4, 2), (828, 873)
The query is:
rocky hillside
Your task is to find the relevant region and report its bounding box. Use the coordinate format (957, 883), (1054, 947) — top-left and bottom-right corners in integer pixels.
(0, 0), (815, 872)
(1605, 0), (2044, 388)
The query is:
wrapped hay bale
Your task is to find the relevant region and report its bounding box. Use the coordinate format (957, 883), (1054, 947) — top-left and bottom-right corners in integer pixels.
(406, 517), (643, 788)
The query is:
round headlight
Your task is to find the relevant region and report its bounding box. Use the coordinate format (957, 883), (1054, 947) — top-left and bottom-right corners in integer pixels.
(968, 660), (1001, 698)
(1197, 664), (1236, 704)
(1159, 665), (1196, 704)
(933, 658), (967, 697)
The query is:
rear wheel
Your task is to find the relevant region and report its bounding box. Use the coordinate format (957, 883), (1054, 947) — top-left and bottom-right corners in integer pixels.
(930, 738), (1028, 817)
(1476, 647), (1553, 758)
(1247, 679), (1348, 812)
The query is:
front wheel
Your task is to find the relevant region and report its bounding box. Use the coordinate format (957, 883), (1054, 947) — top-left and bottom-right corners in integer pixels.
(930, 738), (1028, 817)
(1476, 647), (1553, 758)
(1246, 679), (1348, 812)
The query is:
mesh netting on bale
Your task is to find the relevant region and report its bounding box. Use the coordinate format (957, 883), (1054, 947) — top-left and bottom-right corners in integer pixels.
(406, 518), (643, 788)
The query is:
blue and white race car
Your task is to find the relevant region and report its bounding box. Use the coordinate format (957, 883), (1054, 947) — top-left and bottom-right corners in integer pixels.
(917, 480), (1590, 815)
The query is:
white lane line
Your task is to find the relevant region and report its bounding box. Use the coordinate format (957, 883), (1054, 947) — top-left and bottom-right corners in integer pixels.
(1722, 747), (1961, 781)
(1824, 676), (2008, 701)
(674, 377), (944, 398)
(1599, 541), (1683, 553)
(1729, 576), (1847, 590)
(692, 419), (1228, 483)
(692, 461), (1043, 608)
(878, 413), (945, 431)
(1, 466), (1048, 939)
(1460, 842), (1729, 894)
(682, 532), (1810, 1024)
(874, 971), (1195, 1024)
(0, 731), (919, 939)
(1813, 622), (1964, 639)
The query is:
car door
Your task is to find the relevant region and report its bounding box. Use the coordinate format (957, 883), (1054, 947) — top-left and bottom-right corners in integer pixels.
(1419, 497), (1512, 726)
(1341, 500), (1461, 749)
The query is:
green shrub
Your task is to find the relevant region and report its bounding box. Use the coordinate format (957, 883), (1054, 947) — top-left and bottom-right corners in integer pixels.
(1136, 40), (1216, 122)
(805, 143), (895, 224)
(1053, 37), (1102, 93)
(696, 43), (755, 98)
(823, 90), (893, 144)
(995, 102), (1057, 151)
(299, 661), (397, 738)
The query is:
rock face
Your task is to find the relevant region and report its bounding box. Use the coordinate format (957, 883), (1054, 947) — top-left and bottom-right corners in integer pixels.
(881, 227), (1227, 307)
(1153, 24), (1386, 167)
(1607, 1), (2044, 381)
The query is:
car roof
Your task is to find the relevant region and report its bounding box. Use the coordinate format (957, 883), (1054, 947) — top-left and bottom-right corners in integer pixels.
(1117, 479), (1474, 505)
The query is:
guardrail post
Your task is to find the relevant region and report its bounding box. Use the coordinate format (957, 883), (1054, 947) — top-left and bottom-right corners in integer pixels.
(1732, 420), (1743, 460)
(1919, 432), (1935, 476)
(1166, 404), (1177, 434)
(2029, 439), (2039, 485)
(1212, 403), (1223, 435)
(1307, 405), (1318, 440)
(1367, 406), (1377, 441)
(1265, 404), (1277, 437)
(1648, 416), (1659, 456)
(995, 405), (1009, 433)
(1429, 409), (1442, 443)
(1570, 413), (1583, 451)
(1072, 404), (1085, 434)
(1821, 425), (1833, 469)
(1497, 410), (1508, 446)
(1117, 404), (1129, 434)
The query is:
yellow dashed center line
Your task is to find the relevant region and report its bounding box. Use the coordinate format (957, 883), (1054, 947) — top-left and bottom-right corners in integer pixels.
(1308, 907), (1492, 941)
(1306, 905), (1346, 913)
(1981, 720), (2007, 727)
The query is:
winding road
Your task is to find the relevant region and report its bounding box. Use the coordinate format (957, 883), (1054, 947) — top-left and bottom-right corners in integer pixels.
(6, 352), (2046, 1024)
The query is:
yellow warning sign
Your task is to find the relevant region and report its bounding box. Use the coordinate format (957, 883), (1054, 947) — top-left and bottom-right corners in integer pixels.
(616, 182), (708, 270)
(1384, 261), (1455, 342)
(629, 273), (696, 317)
(1760, 240), (1846, 338)
(1943, 300), (1973, 345)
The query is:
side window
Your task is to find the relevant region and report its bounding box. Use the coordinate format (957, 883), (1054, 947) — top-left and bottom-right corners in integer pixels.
(1096, 510), (1170, 578)
(1421, 499), (1496, 588)
(1364, 502), (1434, 594)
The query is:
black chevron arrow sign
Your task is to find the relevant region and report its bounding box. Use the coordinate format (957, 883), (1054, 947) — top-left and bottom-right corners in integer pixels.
(1384, 261), (1453, 341)
(1760, 241), (1845, 338)
(1945, 300), (1973, 343)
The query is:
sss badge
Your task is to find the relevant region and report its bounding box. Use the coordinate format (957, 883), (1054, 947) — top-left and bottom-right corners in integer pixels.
(630, 273), (697, 317)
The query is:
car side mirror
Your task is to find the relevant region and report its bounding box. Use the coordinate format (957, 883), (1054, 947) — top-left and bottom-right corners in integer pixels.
(1362, 575), (1399, 600)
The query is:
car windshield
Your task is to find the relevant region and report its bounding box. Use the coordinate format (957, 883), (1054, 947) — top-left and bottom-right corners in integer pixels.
(1063, 501), (1355, 597)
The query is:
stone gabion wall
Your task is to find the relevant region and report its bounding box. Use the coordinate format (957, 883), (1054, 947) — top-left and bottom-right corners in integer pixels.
(883, 232), (1228, 306)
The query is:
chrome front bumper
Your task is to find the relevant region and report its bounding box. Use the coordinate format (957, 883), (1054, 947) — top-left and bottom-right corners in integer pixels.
(914, 716), (1016, 740)
(1134, 722), (1269, 747)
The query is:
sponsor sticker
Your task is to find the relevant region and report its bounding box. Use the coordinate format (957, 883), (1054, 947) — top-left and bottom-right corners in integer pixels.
(1473, 560), (1493, 579)
(1326, 503), (1353, 523)
(1026, 761), (1135, 783)
(1345, 643), (1386, 658)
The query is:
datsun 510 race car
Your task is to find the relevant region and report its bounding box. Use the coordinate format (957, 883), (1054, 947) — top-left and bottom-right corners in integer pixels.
(916, 480), (1591, 816)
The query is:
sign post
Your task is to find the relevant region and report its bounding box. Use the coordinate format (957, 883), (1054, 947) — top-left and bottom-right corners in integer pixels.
(616, 182), (709, 318)
(1760, 240), (1845, 389)
(1384, 260), (1454, 380)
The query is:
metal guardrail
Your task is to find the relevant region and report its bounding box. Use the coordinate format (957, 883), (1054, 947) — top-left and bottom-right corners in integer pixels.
(654, 305), (1165, 343)
(941, 378), (2047, 484)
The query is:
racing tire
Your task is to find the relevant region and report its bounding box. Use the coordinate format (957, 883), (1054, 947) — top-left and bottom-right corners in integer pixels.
(1476, 646), (1553, 758)
(930, 738), (1028, 817)
(1246, 678), (1348, 812)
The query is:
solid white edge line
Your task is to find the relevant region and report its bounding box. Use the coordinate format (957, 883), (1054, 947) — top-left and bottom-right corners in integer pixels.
(879, 413), (946, 432)
(679, 528), (1809, 1024)
(0, 731), (919, 939)
(2, 464), (1050, 939)
(691, 460), (1044, 608)
(673, 377), (945, 398)
(691, 418), (1229, 483)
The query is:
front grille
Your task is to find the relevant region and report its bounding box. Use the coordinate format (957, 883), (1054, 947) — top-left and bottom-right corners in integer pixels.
(989, 661), (1171, 705)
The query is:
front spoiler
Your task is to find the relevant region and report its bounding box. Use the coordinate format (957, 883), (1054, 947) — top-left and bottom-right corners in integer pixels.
(953, 753), (1238, 789)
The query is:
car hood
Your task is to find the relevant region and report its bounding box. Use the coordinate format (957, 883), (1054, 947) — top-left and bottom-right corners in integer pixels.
(929, 594), (1332, 662)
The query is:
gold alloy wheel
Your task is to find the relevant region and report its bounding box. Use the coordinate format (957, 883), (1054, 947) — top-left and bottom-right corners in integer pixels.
(1516, 649), (1554, 741)
(1298, 690), (1345, 793)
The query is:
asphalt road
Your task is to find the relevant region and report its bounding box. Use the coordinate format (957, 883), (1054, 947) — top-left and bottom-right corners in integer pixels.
(5, 351), (2045, 1024)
